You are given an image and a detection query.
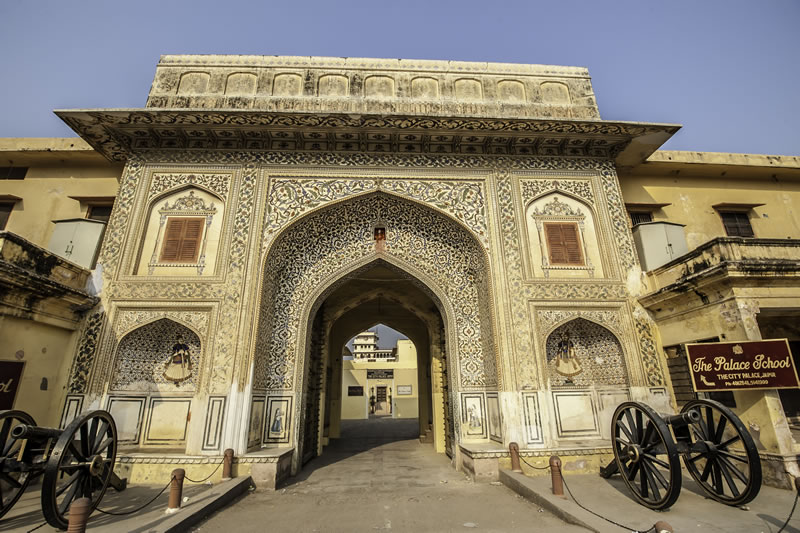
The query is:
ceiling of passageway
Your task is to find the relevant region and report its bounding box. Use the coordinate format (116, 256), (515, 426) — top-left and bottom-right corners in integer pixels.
(321, 264), (441, 349)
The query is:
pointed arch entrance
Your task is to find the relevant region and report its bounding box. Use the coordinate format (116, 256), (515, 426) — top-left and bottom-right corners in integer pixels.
(251, 192), (498, 472)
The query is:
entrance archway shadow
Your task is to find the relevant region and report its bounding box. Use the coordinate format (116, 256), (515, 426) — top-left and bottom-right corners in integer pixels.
(281, 418), (425, 487)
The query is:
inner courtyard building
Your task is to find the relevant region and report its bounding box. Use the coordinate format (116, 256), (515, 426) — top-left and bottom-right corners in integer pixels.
(2, 55), (800, 489)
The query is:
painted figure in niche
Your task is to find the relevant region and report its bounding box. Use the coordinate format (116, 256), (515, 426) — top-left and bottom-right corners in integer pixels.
(468, 405), (482, 430)
(554, 332), (582, 381)
(374, 226), (386, 252)
(163, 336), (193, 385)
(269, 407), (284, 436)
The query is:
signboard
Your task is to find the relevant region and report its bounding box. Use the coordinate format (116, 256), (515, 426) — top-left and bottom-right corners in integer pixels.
(397, 385), (412, 396)
(347, 386), (364, 396)
(0, 361), (25, 410)
(367, 369), (394, 380)
(686, 339), (800, 392)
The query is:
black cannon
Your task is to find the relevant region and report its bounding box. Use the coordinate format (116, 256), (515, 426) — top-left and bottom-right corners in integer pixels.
(0, 409), (126, 529)
(599, 399), (761, 510)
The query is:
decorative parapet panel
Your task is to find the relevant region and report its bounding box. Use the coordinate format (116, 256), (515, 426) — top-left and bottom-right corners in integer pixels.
(146, 55), (600, 120)
(0, 231), (98, 329)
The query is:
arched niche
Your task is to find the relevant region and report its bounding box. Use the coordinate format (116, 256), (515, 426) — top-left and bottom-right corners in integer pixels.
(526, 192), (604, 278)
(251, 192), (497, 454)
(364, 75), (395, 98)
(545, 318), (628, 388)
(497, 80), (526, 102)
(135, 186), (225, 276)
(273, 73), (303, 96)
(540, 81), (571, 104)
(225, 72), (257, 96)
(318, 74), (349, 97)
(111, 318), (202, 392)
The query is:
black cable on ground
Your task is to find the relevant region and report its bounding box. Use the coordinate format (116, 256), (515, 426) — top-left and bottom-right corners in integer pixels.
(560, 475), (655, 533)
(95, 476), (174, 516)
(777, 491), (799, 533)
(184, 460), (224, 484)
(515, 458), (654, 533)
(26, 522), (46, 533)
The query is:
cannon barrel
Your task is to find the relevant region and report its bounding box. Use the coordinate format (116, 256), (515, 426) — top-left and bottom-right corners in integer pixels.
(663, 409), (700, 428)
(11, 424), (62, 440)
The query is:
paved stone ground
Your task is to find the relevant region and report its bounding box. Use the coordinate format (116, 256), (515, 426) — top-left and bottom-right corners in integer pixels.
(193, 418), (585, 533)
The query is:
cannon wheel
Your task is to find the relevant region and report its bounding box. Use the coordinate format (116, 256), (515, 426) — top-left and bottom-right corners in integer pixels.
(42, 411), (117, 530)
(681, 399), (761, 506)
(0, 410), (36, 519)
(612, 401), (682, 510)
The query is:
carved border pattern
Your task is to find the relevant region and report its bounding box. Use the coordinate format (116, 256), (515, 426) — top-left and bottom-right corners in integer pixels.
(148, 172), (232, 201)
(520, 178), (594, 205)
(537, 309), (623, 337)
(114, 309), (210, 339)
(634, 315), (664, 387)
(67, 311), (104, 394)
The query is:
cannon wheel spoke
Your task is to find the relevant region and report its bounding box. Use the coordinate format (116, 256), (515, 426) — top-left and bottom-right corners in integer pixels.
(0, 410), (35, 519)
(42, 411), (118, 530)
(680, 399), (761, 506)
(611, 402), (681, 510)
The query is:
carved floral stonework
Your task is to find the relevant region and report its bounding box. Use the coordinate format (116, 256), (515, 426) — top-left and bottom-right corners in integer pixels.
(254, 193), (496, 392)
(262, 178), (378, 249)
(148, 172), (232, 201)
(88, 148), (665, 403)
(67, 311), (104, 394)
(521, 178), (594, 205)
(537, 309), (623, 337)
(114, 310), (209, 339)
(379, 180), (488, 246)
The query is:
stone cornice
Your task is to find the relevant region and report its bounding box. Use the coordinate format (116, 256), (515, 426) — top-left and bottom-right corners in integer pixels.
(56, 108), (680, 166)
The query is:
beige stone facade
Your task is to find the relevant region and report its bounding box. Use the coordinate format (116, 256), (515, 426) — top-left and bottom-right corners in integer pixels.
(2, 55), (799, 487)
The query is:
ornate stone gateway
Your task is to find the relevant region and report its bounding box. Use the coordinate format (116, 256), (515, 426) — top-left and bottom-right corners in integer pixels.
(58, 55), (679, 484)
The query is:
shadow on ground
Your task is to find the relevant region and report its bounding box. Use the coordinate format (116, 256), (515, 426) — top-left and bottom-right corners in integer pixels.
(283, 417), (421, 486)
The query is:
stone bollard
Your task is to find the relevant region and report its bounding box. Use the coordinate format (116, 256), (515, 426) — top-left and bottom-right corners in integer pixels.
(167, 468), (185, 513)
(222, 448), (234, 479)
(509, 442), (522, 473)
(654, 521), (674, 533)
(66, 497), (91, 533)
(549, 455), (565, 498)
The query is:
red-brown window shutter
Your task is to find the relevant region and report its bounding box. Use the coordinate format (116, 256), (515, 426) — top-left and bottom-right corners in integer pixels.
(160, 217), (205, 263)
(544, 222), (584, 266)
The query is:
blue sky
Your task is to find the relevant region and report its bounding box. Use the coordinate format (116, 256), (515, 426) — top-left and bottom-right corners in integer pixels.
(1, 0), (798, 155)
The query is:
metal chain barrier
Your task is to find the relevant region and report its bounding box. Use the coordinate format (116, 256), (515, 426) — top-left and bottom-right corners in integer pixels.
(95, 476), (175, 516)
(183, 460), (224, 484)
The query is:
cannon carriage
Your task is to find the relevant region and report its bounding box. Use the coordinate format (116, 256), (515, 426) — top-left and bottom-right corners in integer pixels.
(0, 409), (126, 529)
(600, 399), (761, 510)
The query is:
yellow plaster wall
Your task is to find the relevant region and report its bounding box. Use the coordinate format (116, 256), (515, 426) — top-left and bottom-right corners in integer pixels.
(0, 315), (77, 427)
(1, 165), (119, 248)
(340, 339), (419, 419)
(620, 173), (800, 249)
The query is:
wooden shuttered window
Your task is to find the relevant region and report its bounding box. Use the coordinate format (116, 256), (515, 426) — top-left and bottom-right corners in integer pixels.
(160, 217), (205, 263)
(719, 211), (754, 237)
(544, 222), (584, 265)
